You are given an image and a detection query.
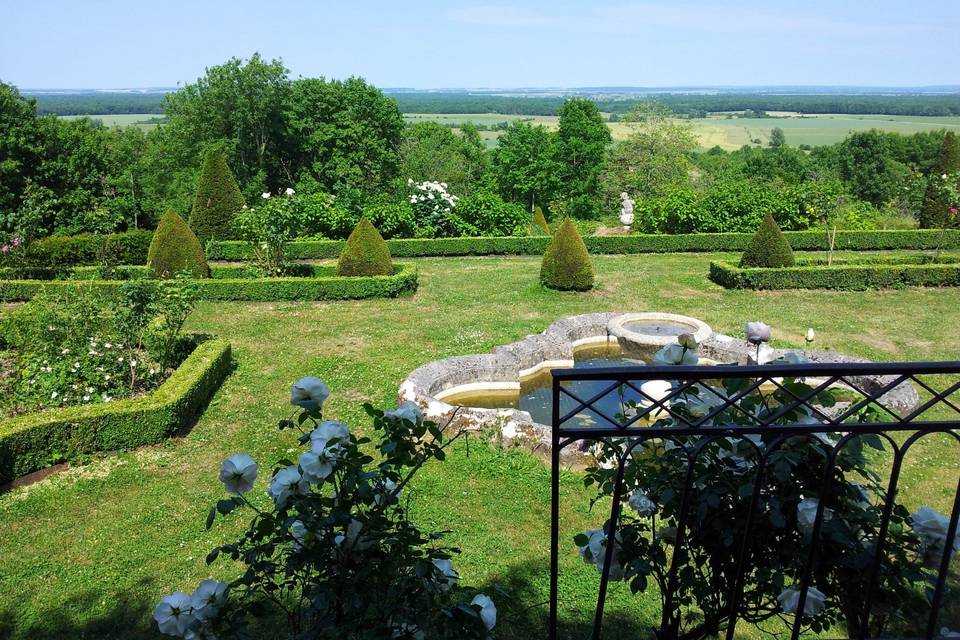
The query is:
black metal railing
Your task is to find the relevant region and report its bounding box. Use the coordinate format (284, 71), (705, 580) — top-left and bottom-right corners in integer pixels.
(548, 361), (960, 640)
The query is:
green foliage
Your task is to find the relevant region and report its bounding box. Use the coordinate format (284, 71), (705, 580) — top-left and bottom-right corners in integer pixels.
(712, 257), (960, 290)
(363, 195), (417, 239)
(147, 209), (209, 279)
(337, 217), (394, 276)
(0, 230), (152, 268)
(188, 149), (245, 242)
(233, 190), (323, 275)
(837, 130), (910, 207)
(918, 178), (951, 229)
(455, 189), (527, 236)
(492, 121), (561, 211)
(540, 218), (594, 291)
(400, 122), (488, 197)
(739, 212), (796, 268)
(937, 131), (960, 173)
(556, 98), (611, 218)
(531, 206), (550, 235)
(0, 337), (231, 482)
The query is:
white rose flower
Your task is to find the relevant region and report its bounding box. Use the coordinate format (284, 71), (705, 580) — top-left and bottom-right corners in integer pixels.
(745, 321), (772, 344)
(677, 333), (698, 350)
(940, 628), (960, 638)
(628, 490), (656, 516)
(911, 506), (960, 564)
(218, 453), (258, 495)
(310, 420), (350, 455)
(578, 529), (625, 580)
(261, 192), (271, 199)
(375, 477), (399, 506)
(777, 586), (826, 616)
(154, 591), (194, 637)
(384, 401), (423, 425)
(430, 558), (459, 592)
(299, 449), (336, 483)
(797, 498), (833, 535)
(290, 376), (330, 411)
(190, 579), (227, 620)
(340, 518), (373, 550)
(653, 342), (698, 366)
(284, 187), (295, 196)
(290, 520), (310, 546)
(471, 593), (497, 631)
(268, 466), (309, 507)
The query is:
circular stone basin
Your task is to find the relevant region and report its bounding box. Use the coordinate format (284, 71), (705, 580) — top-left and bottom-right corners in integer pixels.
(608, 312), (713, 348)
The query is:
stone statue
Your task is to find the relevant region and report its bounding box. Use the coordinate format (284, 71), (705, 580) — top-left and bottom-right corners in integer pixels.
(619, 192), (635, 230)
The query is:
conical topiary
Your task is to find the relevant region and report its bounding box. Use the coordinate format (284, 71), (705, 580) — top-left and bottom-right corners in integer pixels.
(531, 206), (550, 235)
(918, 179), (950, 229)
(147, 209), (210, 279)
(937, 131), (960, 174)
(540, 218), (594, 291)
(337, 217), (393, 276)
(739, 212), (795, 268)
(188, 149), (245, 243)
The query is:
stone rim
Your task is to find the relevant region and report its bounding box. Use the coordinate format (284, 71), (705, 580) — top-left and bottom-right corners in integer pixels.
(607, 312), (713, 347)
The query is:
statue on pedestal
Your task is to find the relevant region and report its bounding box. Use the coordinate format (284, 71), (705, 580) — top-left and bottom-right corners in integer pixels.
(619, 192), (635, 231)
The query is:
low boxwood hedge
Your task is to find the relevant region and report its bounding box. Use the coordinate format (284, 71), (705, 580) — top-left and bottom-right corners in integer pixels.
(0, 336), (232, 482)
(0, 263), (418, 302)
(710, 255), (960, 290)
(205, 229), (960, 260)
(0, 230), (154, 267)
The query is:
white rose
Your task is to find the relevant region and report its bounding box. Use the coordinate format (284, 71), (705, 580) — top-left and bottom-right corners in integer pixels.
(911, 506), (960, 564)
(577, 529), (624, 580)
(375, 477), (399, 506)
(261, 192), (271, 199)
(384, 401), (423, 425)
(430, 558), (459, 592)
(154, 591), (195, 637)
(299, 449), (335, 483)
(190, 579), (227, 620)
(339, 518), (374, 551)
(290, 520), (310, 546)
(627, 490), (656, 516)
(677, 333), (698, 350)
(797, 498), (832, 535)
(290, 377), (330, 411)
(745, 321), (772, 344)
(471, 593), (497, 631)
(218, 453), (258, 495)
(777, 586), (826, 616)
(310, 420), (350, 455)
(653, 343), (698, 366)
(284, 187), (295, 196)
(268, 466), (308, 507)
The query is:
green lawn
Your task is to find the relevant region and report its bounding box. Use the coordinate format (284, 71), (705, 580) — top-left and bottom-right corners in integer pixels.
(1, 253), (958, 638)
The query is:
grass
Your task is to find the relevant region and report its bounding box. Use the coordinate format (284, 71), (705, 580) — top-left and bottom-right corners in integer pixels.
(0, 252), (958, 638)
(58, 113), (166, 130)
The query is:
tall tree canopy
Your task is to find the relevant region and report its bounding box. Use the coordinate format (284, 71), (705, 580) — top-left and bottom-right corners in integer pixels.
(555, 98), (611, 217)
(492, 121), (561, 212)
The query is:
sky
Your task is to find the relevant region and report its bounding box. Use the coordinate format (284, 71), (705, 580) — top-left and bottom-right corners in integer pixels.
(2, 0), (958, 89)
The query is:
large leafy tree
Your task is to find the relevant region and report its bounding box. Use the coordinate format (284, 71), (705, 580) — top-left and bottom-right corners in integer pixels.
(492, 121), (561, 212)
(0, 81), (47, 218)
(286, 77), (404, 196)
(836, 130), (906, 207)
(399, 122), (487, 196)
(555, 98), (611, 217)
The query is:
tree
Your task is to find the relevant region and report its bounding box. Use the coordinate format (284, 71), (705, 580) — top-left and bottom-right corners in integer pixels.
(599, 104), (697, 209)
(918, 178), (951, 229)
(492, 121), (561, 212)
(555, 98), (611, 218)
(739, 212), (796, 268)
(540, 218), (594, 290)
(286, 77), (404, 196)
(837, 130), (905, 207)
(936, 130), (960, 173)
(769, 127), (786, 148)
(400, 122), (486, 196)
(147, 209), (209, 279)
(337, 217), (393, 276)
(189, 149), (245, 242)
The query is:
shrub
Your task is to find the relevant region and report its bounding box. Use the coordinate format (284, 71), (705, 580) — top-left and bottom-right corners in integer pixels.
(188, 149), (245, 243)
(337, 217), (393, 276)
(156, 384), (497, 639)
(456, 189), (528, 236)
(233, 189), (316, 276)
(0, 230), (153, 268)
(147, 209), (210, 279)
(710, 257), (960, 290)
(739, 212), (796, 268)
(408, 180), (475, 238)
(540, 217), (594, 291)
(362, 195), (416, 239)
(531, 206), (550, 235)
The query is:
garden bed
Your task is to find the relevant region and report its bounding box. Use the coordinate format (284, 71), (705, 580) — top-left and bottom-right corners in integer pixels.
(710, 254), (960, 290)
(0, 263), (418, 302)
(0, 335), (232, 482)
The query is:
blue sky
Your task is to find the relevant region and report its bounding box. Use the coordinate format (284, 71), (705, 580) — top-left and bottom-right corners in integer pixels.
(2, 0), (957, 89)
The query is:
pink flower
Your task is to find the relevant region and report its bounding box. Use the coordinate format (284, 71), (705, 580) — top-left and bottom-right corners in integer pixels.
(1, 245), (8, 254)
(11, 238), (19, 247)
(951, 207), (958, 217)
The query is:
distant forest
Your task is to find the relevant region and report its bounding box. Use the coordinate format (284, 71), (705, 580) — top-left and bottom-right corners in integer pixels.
(26, 90), (960, 117)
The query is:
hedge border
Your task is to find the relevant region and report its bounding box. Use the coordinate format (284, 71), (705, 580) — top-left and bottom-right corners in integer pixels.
(0, 263), (418, 302)
(709, 258), (960, 290)
(206, 230), (960, 260)
(0, 336), (232, 483)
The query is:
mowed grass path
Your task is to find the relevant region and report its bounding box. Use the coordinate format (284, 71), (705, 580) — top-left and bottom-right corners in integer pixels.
(1, 253), (958, 639)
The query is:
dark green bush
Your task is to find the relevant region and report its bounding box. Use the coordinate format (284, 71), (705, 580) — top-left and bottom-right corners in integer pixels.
(456, 189), (528, 236)
(147, 209), (210, 279)
(739, 212), (796, 268)
(363, 196), (417, 239)
(0, 230), (153, 268)
(0, 337), (232, 482)
(188, 149), (245, 243)
(540, 218), (594, 291)
(711, 258), (960, 290)
(337, 217), (393, 276)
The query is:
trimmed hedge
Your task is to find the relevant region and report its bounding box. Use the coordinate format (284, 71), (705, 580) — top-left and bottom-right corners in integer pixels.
(147, 209), (210, 279)
(541, 218), (594, 291)
(0, 336), (232, 482)
(0, 230), (154, 267)
(337, 217), (393, 276)
(206, 229), (960, 260)
(189, 149), (245, 243)
(710, 256), (960, 290)
(739, 212), (795, 268)
(0, 263), (418, 302)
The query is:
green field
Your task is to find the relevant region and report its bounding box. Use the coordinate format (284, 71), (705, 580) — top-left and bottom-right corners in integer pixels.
(1, 252), (957, 638)
(58, 113), (165, 130)
(405, 112), (960, 150)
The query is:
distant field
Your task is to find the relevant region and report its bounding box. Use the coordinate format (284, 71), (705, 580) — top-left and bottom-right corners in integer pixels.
(405, 112), (960, 150)
(58, 113), (165, 130)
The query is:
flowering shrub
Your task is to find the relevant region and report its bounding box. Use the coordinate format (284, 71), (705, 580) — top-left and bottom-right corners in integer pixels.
(577, 327), (957, 638)
(156, 379), (498, 639)
(407, 179), (473, 238)
(233, 188), (327, 276)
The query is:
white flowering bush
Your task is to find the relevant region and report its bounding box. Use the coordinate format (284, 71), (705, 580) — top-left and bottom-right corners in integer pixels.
(407, 179), (474, 238)
(156, 379), (498, 639)
(233, 188), (328, 276)
(578, 327), (957, 638)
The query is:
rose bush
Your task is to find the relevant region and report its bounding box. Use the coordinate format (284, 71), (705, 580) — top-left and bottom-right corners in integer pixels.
(577, 328), (957, 638)
(156, 379), (498, 639)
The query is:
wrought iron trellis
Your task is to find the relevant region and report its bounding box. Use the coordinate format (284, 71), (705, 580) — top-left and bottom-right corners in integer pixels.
(548, 361), (960, 640)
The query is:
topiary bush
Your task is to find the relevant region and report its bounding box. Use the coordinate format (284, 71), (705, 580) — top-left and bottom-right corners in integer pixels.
(739, 212), (796, 268)
(188, 149), (245, 243)
(531, 206), (550, 235)
(540, 217), (594, 291)
(147, 209), (210, 279)
(337, 217), (393, 276)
